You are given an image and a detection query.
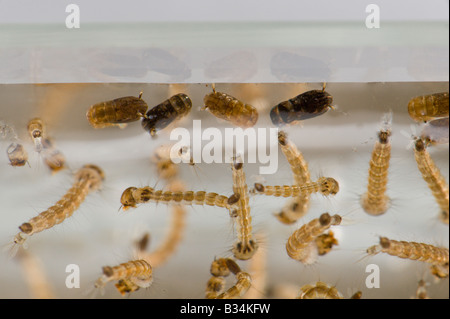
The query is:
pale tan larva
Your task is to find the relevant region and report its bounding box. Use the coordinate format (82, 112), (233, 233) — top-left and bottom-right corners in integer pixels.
(27, 118), (45, 153)
(41, 138), (66, 173)
(6, 142), (28, 167)
(414, 138), (449, 224)
(367, 237), (449, 279)
(360, 129), (392, 216)
(252, 177), (339, 198)
(297, 282), (343, 299)
(315, 230), (339, 256)
(230, 158), (258, 260)
(276, 131), (311, 224)
(216, 272), (252, 299)
(286, 213), (342, 264)
(13, 164), (104, 246)
(136, 181), (187, 268)
(94, 259), (153, 296)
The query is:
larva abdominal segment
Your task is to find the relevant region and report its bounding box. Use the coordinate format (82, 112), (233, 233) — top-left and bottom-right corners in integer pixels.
(252, 177), (339, 198)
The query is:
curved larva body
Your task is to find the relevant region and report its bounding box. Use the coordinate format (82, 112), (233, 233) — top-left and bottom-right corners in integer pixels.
(203, 91), (258, 128)
(276, 131), (311, 224)
(297, 282), (343, 299)
(13, 164), (104, 245)
(7, 142), (28, 167)
(95, 259), (153, 295)
(414, 138), (449, 224)
(87, 95), (148, 128)
(27, 118), (45, 153)
(142, 93), (192, 136)
(270, 89), (333, 126)
(286, 213), (342, 263)
(231, 161), (258, 260)
(408, 92), (449, 122)
(361, 130), (391, 216)
(216, 272), (252, 299)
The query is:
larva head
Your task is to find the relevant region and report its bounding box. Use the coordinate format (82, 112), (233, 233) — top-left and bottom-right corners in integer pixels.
(102, 266), (114, 278)
(120, 187), (138, 210)
(232, 156), (243, 170)
(379, 237), (391, 249)
(232, 240), (259, 260)
(414, 138), (426, 152)
(318, 177), (339, 196)
(206, 276), (226, 294)
(210, 258), (231, 277)
(225, 258), (242, 275)
(278, 130), (288, 146)
(439, 210), (449, 225)
(115, 279), (140, 296)
(366, 245), (381, 255)
(76, 164), (104, 190)
(254, 183), (265, 193)
(315, 231), (339, 256)
(378, 130), (391, 144)
(350, 291), (362, 299)
(319, 213), (332, 226)
(227, 193), (240, 206)
(19, 222), (33, 235)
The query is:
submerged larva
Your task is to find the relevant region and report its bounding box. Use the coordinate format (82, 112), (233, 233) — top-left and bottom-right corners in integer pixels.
(13, 164), (104, 246)
(231, 158), (258, 260)
(367, 237), (449, 279)
(297, 282), (343, 299)
(361, 129), (392, 216)
(87, 92), (148, 129)
(27, 118), (45, 153)
(414, 138), (449, 224)
(6, 142), (28, 167)
(270, 86), (333, 126)
(286, 213), (342, 264)
(94, 259), (153, 296)
(408, 92), (449, 123)
(276, 131), (311, 224)
(142, 93), (192, 137)
(252, 177), (339, 198)
(203, 86), (258, 128)
(41, 138), (66, 173)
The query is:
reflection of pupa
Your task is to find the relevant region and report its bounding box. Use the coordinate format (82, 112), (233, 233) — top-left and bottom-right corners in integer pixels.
(42, 138), (66, 173)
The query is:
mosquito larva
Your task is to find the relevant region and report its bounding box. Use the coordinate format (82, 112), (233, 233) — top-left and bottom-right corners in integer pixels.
(120, 186), (232, 211)
(360, 129), (392, 216)
(286, 213), (342, 264)
(231, 158), (258, 260)
(270, 85), (333, 126)
(205, 276), (226, 299)
(252, 177), (339, 198)
(315, 230), (339, 256)
(142, 93), (192, 137)
(94, 259), (153, 296)
(297, 282), (343, 299)
(6, 142), (28, 167)
(366, 237), (449, 278)
(13, 164), (104, 246)
(408, 92), (449, 123)
(276, 131), (311, 224)
(86, 92), (148, 129)
(216, 272), (252, 299)
(203, 85), (258, 128)
(27, 118), (45, 153)
(414, 138), (449, 224)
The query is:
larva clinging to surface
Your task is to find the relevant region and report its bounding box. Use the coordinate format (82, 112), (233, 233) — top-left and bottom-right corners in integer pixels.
(13, 164), (104, 247)
(230, 158), (258, 260)
(367, 237), (449, 279)
(414, 138), (449, 224)
(252, 177), (339, 198)
(297, 282), (343, 299)
(94, 259), (153, 296)
(286, 213), (342, 264)
(27, 118), (45, 153)
(360, 127), (392, 216)
(203, 85), (258, 128)
(86, 92), (148, 129)
(276, 131), (311, 224)
(408, 92), (449, 123)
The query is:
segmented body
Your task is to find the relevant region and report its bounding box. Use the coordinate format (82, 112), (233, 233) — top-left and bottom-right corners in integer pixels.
(297, 282), (343, 299)
(253, 177), (339, 198)
(408, 92), (449, 122)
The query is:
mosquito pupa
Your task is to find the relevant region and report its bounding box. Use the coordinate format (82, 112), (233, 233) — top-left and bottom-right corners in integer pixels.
(6, 142), (28, 167)
(276, 130), (311, 224)
(230, 158), (258, 260)
(13, 164), (104, 247)
(27, 118), (45, 153)
(297, 282), (343, 299)
(252, 177), (339, 198)
(366, 237), (449, 279)
(86, 92), (148, 129)
(94, 259), (153, 296)
(408, 92), (449, 123)
(142, 93), (192, 137)
(286, 213), (342, 264)
(414, 138), (449, 224)
(361, 127), (392, 216)
(203, 85), (258, 128)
